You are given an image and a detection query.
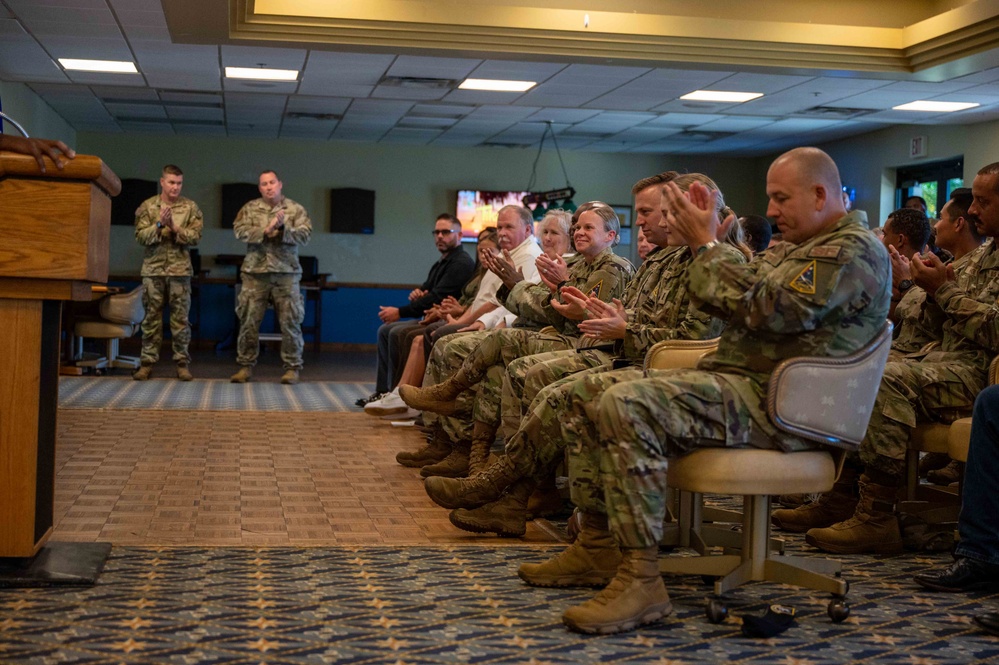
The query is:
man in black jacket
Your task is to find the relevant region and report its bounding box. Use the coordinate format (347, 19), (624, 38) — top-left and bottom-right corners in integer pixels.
(360, 213), (475, 407)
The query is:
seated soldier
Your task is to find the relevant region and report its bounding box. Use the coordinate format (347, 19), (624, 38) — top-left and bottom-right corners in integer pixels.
(421, 173), (744, 536)
(401, 202), (635, 478)
(517, 147), (889, 634)
(914, 385), (999, 638)
(776, 165), (999, 555)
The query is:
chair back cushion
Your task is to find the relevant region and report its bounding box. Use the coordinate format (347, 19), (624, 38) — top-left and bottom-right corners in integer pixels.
(645, 338), (720, 372)
(768, 321), (893, 450)
(99, 286), (145, 325)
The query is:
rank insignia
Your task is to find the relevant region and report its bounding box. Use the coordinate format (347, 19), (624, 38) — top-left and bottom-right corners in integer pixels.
(789, 260), (817, 294)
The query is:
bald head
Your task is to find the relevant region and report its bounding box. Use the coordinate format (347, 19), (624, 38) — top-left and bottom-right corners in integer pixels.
(766, 147), (848, 244)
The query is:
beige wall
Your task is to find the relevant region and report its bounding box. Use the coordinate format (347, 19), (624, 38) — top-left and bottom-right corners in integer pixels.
(0, 81), (76, 145)
(75, 132), (757, 281)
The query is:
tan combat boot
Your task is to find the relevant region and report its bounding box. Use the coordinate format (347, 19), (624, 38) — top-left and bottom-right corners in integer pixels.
(771, 465), (859, 533)
(448, 478), (534, 537)
(396, 429), (451, 468)
(919, 452), (951, 478)
(804, 474), (904, 555)
(527, 473), (565, 519)
(926, 459), (962, 485)
(398, 368), (474, 415)
(230, 366), (252, 383)
(420, 440), (470, 478)
(518, 512), (622, 587)
(176, 364), (193, 381)
(561, 547), (672, 634)
(281, 369), (300, 385)
(424, 454), (519, 509)
(133, 364), (153, 381)
(467, 420), (497, 477)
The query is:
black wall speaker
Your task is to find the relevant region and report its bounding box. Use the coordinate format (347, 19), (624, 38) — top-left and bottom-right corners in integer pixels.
(111, 178), (158, 226)
(221, 183), (260, 229)
(329, 187), (375, 234)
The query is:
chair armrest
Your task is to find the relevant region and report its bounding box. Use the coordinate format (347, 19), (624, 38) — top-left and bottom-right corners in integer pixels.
(767, 321), (893, 449)
(99, 285), (145, 325)
(644, 338), (719, 372)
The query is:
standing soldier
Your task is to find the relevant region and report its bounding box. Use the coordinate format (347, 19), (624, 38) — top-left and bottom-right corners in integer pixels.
(133, 164), (204, 381)
(230, 170), (312, 384)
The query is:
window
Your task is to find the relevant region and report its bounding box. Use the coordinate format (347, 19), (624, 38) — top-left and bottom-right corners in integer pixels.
(895, 157), (964, 218)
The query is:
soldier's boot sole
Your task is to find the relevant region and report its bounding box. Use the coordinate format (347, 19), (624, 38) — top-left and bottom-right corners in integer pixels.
(562, 582), (672, 635)
(449, 504), (526, 538)
(804, 520), (904, 555)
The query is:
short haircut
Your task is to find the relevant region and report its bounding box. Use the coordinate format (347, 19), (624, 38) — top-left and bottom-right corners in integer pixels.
(581, 201), (621, 247)
(905, 195), (927, 209)
(948, 188), (983, 241)
(162, 164), (183, 177)
(436, 213), (461, 230)
(978, 163), (999, 190)
(739, 215), (773, 253)
(886, 207), (931, 250)
(632, 171), (680, 195)
(538, 209), (572, 238)
(498, 204), (533, 229)
(260, 169), (279, 180)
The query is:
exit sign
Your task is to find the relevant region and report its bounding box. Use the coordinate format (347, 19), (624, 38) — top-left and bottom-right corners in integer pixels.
(910, 135), (928, 159)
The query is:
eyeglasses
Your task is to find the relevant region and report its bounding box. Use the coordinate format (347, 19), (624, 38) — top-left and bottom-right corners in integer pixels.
(432, 229), (455, 236)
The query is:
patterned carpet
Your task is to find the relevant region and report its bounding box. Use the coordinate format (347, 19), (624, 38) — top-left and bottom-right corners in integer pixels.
(1, 544), (998, 664)
(57, 377), (375, 412)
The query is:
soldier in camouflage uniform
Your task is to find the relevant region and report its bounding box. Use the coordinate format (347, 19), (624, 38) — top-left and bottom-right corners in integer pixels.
(520, 148), (891, 635)
(230, 170), (312, 385)
(133, 164), (204, 381)
(792, 173), (999, 556)
(423, 173), (738, 536)
(401, 202), (634, 478)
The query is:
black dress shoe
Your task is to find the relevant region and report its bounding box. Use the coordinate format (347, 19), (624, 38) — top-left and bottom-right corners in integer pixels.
(914, 557), (999, 592)
(355, 392), (382, 408)
(975, 611), (999, 637)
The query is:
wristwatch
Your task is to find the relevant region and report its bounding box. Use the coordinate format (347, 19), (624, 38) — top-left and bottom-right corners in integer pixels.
(898, 279), (914, 292)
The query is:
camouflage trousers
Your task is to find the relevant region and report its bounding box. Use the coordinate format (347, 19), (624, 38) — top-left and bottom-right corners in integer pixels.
(422, 330), (493, 441)
(429, 328), (574, 444)
(859, 360), (984, 477)
(499, 348), (615, 440)
(586, 368), (779, 549)
(140, 276), (192, 365)
(236, 273), (305, 370)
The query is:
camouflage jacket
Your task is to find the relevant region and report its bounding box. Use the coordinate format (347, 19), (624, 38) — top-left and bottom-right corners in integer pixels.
(619, 245), (729, 361)
(891, 251), (973, 357)
(135, 195), (204, 277)
(544, 247), (635, 342)
(921, 238), (999, 375)
(689, 211), (891, 448)
(234, 197), (312, 275)
(501, 254), (583, 328)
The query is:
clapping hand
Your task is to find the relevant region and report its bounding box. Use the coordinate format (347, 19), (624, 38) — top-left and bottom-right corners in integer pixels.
(911, 251), (955, 296)
(550, 285), (590, 321)
(537, 253), (568, 292)
(483, 249), (524, 289)
(578, 298), (627, 340)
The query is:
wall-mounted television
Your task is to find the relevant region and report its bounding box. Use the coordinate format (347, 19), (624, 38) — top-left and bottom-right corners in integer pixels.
(455, 190), (531, 242)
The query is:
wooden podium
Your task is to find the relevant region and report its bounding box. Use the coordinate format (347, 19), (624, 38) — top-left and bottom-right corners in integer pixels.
(0, 151), (120, 567)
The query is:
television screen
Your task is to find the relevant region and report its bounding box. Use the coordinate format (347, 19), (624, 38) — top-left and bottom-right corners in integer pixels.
(456, 190), (531, 242)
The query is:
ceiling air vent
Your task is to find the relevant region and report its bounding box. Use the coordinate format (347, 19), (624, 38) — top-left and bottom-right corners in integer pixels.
(798, 106), (872, 119)
(378, 76), (458, 89)
(285, 111), (341, 121)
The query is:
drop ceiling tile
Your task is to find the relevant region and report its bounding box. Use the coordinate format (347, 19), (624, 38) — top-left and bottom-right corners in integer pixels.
(159, 91), (222, 104)
(11, 5), (115, 25)
(643, 112), (726, 126)
(381, 127), (442, 144)
(173, 123), (227, 136)
(947, 67), (999, 86)
(0, 21), (67, 81)
(286, 96), (351, 115)
(467, 105), (540, 121)
(64, 71), (146, 87)
(610, 126), (683, 141)
(694, 116), (775, 132)
(224, 92), (288, 109)
(370, 85), (449, 101)
(935, 84), (999, 99)
(652, 98), (742, 113)
(109, 0), (162, 11)
(432, 135), (486, 147)
(298, 51), (393, 88)
(709, 72), (816, 94)
(824, 89), (938, 110)
(30, 21), (123, 39)
(409, 103), (475, 118)
(442, 89), (532, 104)
(91, 85), (160, 101)
(165, 106), (224, 122)
(117, 120), (174, 134)
(854, 109), (946, 123)
(40, 35), (133, 61)
(523, 108), (602, 123)
(397, 116), (457, 128)
(144, 73), (220, 91)
(227, 124), (279, 139)
(467, 60), (565, 82)
(386, 55), (481, 80)
(105, 102), (167, 119)
(878, 80), (974, 94)
(113, 9), (167, 27)
(223, 79), (299, 94)
(585, 68), (733, 111)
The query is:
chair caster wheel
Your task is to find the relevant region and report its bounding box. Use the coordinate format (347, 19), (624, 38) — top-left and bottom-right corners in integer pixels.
(706, 598), (728, 623)
(828, 599), (850, 623)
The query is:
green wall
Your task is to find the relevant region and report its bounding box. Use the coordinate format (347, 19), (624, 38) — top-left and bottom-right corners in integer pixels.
(0, 81), (76, 145)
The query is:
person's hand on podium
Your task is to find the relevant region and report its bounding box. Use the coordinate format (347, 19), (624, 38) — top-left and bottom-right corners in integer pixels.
(0, 134), (75, 173)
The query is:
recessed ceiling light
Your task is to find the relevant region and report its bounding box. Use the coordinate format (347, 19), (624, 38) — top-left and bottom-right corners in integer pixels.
(680, 90), (764, 103)
(893, 100), (980, 112)
(225, 66), (299, 82)
(58, 58), (137, 74)
(459, 78), (535, 92)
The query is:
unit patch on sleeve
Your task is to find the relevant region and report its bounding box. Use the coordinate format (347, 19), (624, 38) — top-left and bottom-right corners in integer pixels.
(789, 260), (817, 294)
(588, 281), (603, 298)
(808, 245), (842, 260)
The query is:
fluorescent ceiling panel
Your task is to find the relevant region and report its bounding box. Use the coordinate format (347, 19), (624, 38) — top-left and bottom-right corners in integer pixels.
(59, 58), (137, 73)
